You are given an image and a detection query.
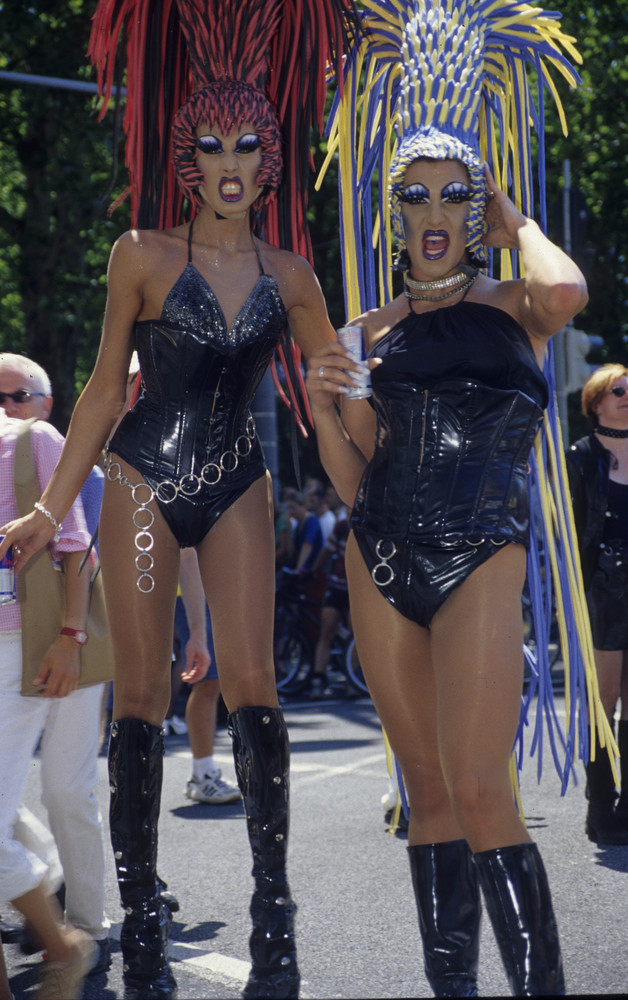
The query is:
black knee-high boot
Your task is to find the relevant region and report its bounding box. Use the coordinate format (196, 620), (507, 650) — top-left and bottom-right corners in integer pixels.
(473, 842), (564, 996)
(615, 719), (628, 824)
(408, 840), (481, 997)
(228, 707), (299, 1000)
(109, 718), (177, 999)
(585, 722), (628, 844)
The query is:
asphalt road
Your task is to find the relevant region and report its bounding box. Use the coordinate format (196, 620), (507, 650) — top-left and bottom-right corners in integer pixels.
(3, 689), (628, 998)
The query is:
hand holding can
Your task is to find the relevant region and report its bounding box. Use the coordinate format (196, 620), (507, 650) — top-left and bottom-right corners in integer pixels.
(336, 325), (372, 399)
(0, 535), (16, 605)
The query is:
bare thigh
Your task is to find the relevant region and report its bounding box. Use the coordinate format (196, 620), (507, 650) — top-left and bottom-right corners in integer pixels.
(99, 460), (181, 724)
(345, 533), (457, 843)
(430, 543), (530, 848)
(195, 473), (278, 712)
(346, 533), (530, 850)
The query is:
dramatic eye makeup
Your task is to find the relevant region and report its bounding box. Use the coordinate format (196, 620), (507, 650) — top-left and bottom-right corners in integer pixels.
(399, 182), (430, 204)
(441, 181), (471, 203)
(196, 134), (223, 154)
(235, 133), (261, 153)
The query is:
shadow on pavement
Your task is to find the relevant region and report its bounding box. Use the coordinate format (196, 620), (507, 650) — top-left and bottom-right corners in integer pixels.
(593, 845), (628, 872)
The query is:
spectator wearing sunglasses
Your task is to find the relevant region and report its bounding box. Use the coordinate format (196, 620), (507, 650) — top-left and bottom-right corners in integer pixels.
(0, 356), (52, 421)
(0, 353), (112, 978)
(566, 363), (628, 845)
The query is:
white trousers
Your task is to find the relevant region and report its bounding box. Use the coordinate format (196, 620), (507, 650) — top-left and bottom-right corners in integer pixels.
(0, 631), (110, 938)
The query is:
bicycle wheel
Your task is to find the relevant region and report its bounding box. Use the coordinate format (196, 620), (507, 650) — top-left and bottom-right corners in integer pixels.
(274, 624), (314, 695)
(344, 637), (370, 696)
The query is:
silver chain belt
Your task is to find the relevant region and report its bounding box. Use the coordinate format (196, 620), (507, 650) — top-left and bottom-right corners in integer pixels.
(104, 416), (256, 592)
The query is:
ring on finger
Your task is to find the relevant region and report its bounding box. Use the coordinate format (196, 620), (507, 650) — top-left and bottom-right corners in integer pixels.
(318, 365), (325, 379)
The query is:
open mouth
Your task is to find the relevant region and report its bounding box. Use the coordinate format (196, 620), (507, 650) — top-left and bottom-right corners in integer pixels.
(219, 177), (243, 202)
(423, 230), (449, 261)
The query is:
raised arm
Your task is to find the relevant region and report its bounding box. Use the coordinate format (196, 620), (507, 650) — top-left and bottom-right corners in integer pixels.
(483, 164), (588, 352)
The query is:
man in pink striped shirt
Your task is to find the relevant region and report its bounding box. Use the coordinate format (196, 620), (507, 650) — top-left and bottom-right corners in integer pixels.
(0, 354), (108, 995)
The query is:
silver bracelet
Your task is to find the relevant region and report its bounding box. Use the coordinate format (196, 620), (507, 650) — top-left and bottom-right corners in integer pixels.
(34, 501), (62, 542)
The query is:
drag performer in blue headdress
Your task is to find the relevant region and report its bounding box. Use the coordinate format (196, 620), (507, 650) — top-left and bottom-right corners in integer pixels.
(0, 2), (357, 997)
(306, 1), (601, 994)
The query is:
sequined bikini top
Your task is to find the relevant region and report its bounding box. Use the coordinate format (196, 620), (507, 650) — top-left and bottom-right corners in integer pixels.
(157, 219), (287, 349)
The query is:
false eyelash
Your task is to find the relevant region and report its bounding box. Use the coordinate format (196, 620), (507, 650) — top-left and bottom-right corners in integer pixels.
(441, 182), (472, 203)
(196, 135), (223, 154)
(400, 183), (430, 204)
(235, 134), (261, 153)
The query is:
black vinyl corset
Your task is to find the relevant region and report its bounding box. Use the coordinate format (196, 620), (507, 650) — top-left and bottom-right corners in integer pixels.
(353, 377), (544, 547)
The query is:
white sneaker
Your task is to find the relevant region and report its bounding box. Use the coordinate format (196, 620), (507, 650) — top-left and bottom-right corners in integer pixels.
(186, 771), (241, 804)
(164, 715), (188, 736)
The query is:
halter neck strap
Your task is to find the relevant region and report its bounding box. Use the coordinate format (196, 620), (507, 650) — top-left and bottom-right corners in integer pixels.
(186, 218), (265, 275)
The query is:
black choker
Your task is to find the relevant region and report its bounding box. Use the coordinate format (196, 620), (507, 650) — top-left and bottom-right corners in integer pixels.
(595, 425), (628, 439)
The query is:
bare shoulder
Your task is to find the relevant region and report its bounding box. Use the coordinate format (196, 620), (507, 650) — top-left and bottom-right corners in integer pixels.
(468, 275), (548, 364)
(110, 227), (186, 271)
(108, 229), (154, 285)
(257, 243), (319, 308)
(108, 227), (191, 320)
(467, 274), (521, 315)
(356, 297), (408, 351)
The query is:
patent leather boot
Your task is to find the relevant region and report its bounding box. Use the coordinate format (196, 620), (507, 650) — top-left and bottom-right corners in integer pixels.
(109, 718), (177, 999)
(585, 723), (628, 844)
(474, 842), (565, 996)
(229, 707), (299, 999)
(408, 840), (481, 997)
(614, 720), (628, 826)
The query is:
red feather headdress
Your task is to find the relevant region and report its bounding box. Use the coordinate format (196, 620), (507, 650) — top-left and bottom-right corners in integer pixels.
(89, 0), (357, 434)
(88, 0), (356, 253)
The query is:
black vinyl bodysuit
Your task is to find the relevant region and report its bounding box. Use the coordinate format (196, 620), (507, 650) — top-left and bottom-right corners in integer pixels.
(108, 224), (287, 550)
(351, 301), (548, 627)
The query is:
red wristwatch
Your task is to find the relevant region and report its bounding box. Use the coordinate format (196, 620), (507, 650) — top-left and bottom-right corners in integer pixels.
(59, 627), (89, 646)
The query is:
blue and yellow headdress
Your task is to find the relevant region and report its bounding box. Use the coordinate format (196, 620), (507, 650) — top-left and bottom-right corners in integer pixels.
(321, 0), (582, 312)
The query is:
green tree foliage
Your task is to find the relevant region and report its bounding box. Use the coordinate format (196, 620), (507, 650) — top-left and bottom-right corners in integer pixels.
(0, 0), (129, 430)
(531, 0), (628, 439)
(543, 1), (628, 385)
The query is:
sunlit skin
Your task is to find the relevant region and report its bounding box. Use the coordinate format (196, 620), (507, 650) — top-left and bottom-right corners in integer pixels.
(594, 375), (628, 431)
(400, 159), (472, 281)
(194, 123), (263, 219)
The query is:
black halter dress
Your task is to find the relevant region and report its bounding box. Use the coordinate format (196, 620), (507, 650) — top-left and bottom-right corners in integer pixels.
(109, 223), (287, 549)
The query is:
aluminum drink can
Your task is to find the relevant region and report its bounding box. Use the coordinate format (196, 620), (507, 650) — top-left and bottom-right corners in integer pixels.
(0, 537), (16, 605)
(336, 325), (372, 399)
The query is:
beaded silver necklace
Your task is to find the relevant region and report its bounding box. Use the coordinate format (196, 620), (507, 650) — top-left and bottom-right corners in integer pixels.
(404, 264), (479, 302)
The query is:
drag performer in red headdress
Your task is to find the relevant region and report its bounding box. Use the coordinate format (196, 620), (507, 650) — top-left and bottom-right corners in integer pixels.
(0, 2), (356, 997)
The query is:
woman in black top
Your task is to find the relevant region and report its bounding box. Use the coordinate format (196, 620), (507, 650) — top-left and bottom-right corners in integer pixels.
(566, 363), (628, 845)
